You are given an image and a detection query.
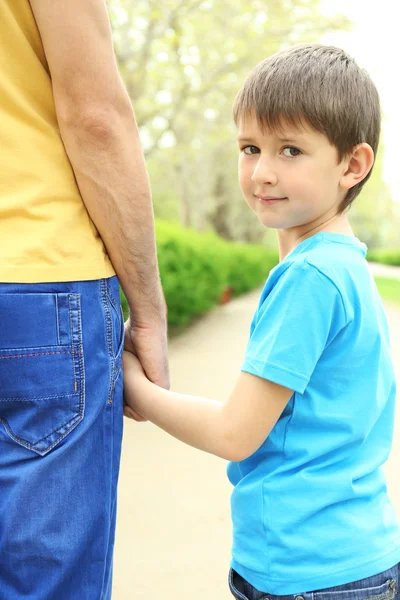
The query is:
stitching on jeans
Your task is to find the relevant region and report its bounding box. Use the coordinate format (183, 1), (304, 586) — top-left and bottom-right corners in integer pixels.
(0, 411), (81, 447)
(68, 295), (77, 387)
(107, 283), (124, 360)
(107, 284), (119, 326)
(318, 592), (393, 599)
(0, 414), (81, 455)
(0, 290), (86, 456)
(313, 582), (394, 597)
(73, 293), (85, 415)
(100, 280), (115, 403)
(0, 350), (82, 359)
(105, 279), (125, 399)
(55, 294), (60, 345)
(1, 393), (77, 401)
(106, 283), (116, 358)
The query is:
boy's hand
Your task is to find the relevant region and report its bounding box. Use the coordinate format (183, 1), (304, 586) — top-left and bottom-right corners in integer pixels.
(122, 351), (151, 422)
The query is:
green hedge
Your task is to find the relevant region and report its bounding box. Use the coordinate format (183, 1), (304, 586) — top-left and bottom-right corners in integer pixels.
(121, 221), (278, 327)
(367, 249), (400, 266)
(374, 277), (400, 307)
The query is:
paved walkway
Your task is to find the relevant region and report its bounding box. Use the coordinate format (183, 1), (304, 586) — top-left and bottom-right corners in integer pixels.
(113, 277), (400, 599)
(369, 261), (400, 280)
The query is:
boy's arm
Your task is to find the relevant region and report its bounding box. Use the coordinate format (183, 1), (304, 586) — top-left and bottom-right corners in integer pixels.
(123, 353), (293, 462)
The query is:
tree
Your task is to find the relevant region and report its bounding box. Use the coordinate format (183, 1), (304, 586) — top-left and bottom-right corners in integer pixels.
(108, 0), (350, 239)
(349, 144), (397, 248)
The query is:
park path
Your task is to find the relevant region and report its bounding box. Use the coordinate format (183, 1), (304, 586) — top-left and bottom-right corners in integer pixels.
(112, 269), (400, 599)
(368, 261), (400, 280)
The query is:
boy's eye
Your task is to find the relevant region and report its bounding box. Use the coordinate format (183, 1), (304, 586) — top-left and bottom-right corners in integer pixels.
(242, 145), (259, 155)
(282, 146), (301, 158)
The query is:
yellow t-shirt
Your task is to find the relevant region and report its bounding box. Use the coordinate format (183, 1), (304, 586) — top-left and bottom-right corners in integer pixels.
(0, 1), (115, 283)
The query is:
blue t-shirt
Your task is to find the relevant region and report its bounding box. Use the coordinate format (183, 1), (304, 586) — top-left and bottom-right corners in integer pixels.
(228, 232), (400, 594)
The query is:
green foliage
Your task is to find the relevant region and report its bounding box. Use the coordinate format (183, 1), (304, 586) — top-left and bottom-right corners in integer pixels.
(121, 220), (277, 326)
(120, 288), (129, 320)
(349, 146), (397, 248)
(108, 0), (352, 241)
(156, 221), (278, 325)
(374, 277), (400, 306)
(367, 249), (400, 266)
(155, 221), (229, 325)
(224, 242), (279, 297)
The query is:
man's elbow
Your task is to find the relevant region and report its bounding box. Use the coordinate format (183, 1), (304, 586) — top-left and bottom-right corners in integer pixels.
(57, 87), (133, 139)
(62, 104), (128, 136)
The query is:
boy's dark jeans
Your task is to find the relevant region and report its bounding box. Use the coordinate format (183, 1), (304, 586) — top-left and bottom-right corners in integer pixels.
(229, 563), (399, 600)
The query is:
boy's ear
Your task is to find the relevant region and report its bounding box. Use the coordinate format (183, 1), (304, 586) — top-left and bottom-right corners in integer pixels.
(340, 143), (375, 191)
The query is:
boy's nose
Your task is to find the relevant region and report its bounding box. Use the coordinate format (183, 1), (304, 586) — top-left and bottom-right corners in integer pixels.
(251, 159), (278, 186)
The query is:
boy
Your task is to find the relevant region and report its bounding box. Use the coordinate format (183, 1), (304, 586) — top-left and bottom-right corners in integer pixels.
(123, 45), (400, 598)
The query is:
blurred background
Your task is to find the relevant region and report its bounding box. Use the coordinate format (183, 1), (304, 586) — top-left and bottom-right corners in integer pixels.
(109, 0), (400, 328)
(108, 0), (399, 250)
(108, 2), (400, 598)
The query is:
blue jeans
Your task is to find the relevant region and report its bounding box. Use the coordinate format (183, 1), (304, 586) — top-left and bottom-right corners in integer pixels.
(229, 564), (399, 600)
(0, 276), (124, 599)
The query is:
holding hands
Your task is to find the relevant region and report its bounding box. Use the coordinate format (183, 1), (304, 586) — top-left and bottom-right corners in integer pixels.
(122, 351), (152, 422)
(122, 317), (169, 422)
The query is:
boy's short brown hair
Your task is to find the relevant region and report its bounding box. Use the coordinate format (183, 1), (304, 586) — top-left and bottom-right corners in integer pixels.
(233, 44), (381, 212)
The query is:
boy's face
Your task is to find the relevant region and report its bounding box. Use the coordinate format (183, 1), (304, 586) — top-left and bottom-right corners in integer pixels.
(237, 115), (349, 234)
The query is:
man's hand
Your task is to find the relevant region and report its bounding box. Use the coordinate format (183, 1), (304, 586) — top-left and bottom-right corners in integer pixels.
(124, 318), (169, 388)
(123, 317), (169, 419)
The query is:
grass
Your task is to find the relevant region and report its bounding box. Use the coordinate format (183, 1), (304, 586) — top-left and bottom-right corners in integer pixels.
(374, 277), (400, 307)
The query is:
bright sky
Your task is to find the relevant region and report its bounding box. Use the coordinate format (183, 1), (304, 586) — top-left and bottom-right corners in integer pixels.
(320, 0), (399, 204)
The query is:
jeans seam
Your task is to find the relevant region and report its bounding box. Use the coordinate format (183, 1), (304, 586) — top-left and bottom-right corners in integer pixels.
(314, 584), (394, 597)
(73, 293), (85, 418)
(106, 281), (124, 361)
(0, 392), (81, 401)
(106, 284), (121, 335)
(68, 295), (77, 389)
(0, 350), (79, 360)
(0, 412), (82, 449)
(55, 294), (60, 345)
(100, 279), (116, 404)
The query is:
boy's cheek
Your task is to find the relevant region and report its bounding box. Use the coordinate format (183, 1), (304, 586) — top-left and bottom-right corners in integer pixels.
(238, 170), (252, 195)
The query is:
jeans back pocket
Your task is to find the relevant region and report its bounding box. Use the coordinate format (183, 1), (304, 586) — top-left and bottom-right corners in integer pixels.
(0, 292), (85, 456)
(314, 576), (397, 600)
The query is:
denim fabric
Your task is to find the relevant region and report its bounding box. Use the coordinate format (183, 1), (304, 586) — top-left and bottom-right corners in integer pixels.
(0, 276), (124, 599)
(229, 563), (399, 600)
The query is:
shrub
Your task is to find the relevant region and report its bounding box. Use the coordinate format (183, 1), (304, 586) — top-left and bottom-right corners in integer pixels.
(367, 249), (400, 266)
(121, 221), (278, 327)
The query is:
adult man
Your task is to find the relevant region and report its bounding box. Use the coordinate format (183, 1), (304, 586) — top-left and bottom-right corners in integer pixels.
(0, 1), (169, 597)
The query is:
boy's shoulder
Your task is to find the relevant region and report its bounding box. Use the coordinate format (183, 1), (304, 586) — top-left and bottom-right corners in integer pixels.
(266, 233), (370, 304)
(275, 233), (368, 281)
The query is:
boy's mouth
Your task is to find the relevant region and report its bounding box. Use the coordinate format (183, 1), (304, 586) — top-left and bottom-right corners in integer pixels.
(255, 195), (288, 205)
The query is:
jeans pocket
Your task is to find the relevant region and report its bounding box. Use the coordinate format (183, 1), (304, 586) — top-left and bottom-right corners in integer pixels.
(314, 577), (397, 600)
(229, 569), (254, 600)
(0, 292), (85, 456)
(105, 279), (124, 373)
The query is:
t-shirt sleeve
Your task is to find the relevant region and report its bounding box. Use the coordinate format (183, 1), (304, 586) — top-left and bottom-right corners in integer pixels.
(242, 261), (349, 393)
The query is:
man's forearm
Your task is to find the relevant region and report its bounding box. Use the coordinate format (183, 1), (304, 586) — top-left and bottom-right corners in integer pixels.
(58, 100), (166, 326)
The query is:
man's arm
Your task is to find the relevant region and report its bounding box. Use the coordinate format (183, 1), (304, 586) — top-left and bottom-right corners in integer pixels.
(29, 0), (169, 388)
